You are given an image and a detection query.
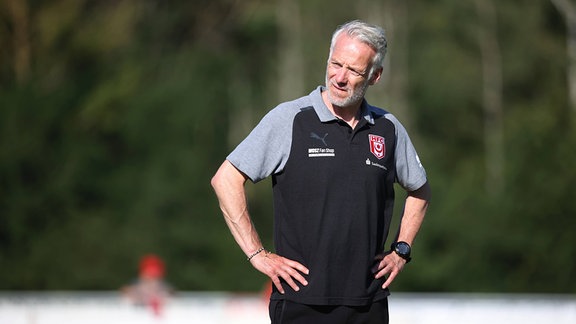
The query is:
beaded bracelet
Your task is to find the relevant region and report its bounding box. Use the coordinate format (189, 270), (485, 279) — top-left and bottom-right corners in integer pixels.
(247, 247), (265, 261)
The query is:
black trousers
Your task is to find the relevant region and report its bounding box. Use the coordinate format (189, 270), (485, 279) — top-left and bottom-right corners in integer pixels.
(269, 298), (389, 324)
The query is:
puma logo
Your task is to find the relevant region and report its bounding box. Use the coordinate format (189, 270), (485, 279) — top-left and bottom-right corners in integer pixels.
(310, 132), (329, 146)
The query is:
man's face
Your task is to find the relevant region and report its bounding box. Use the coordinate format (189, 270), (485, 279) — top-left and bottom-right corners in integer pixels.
(325, 34), (377, 109)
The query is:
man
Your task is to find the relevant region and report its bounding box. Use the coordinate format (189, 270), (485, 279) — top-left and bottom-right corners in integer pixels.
(211, 20), (431, 323)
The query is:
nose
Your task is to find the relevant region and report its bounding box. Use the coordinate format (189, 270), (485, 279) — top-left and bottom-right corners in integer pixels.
(334, 67), (348, 84)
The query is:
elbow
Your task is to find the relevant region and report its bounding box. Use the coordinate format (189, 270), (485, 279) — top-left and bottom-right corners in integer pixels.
(211, 168), (225, 193)
(210, 172), (219, 190)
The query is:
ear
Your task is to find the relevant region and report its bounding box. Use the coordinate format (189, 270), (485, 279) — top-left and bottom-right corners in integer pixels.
(369, 67), (383, 85)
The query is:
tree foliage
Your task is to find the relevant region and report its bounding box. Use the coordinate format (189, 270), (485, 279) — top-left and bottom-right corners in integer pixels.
(1, 0), (575, 293)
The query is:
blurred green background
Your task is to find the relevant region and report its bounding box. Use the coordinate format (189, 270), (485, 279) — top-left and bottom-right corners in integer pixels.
(1, 0), (575, 293)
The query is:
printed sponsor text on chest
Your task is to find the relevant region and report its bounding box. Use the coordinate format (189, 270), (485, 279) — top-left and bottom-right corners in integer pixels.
(308, 147), (336, 157)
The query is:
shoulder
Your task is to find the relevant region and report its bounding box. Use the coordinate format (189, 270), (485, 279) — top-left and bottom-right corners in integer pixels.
(366, 105), (400, 129)
(264, 94), (314, 122)
(250, 95), (316, 136)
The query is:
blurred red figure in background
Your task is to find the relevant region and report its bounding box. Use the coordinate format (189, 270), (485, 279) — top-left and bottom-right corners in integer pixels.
(122, 254), (173, 317)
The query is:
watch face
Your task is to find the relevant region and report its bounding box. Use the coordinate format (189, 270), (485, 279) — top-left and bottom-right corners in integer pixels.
(395, 242), (411, 255)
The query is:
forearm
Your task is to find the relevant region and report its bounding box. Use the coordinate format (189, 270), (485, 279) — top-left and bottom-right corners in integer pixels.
(211, 161), (263, 257)
(397, 181), (431, 245)
(222, 207), (263, 258)
(211, 161), (309, 293)
(376, 181), (430, 288)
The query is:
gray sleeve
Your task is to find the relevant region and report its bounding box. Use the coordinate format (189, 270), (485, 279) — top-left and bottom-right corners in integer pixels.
(386, 114), (428, 191)
(227, 104), (296, 183)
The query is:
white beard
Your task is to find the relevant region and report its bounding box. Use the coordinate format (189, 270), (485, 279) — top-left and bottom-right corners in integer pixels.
(325, 76), (370, 108)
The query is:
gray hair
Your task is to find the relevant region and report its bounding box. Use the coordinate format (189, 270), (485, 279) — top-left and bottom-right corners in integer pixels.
(329, 20), (388, 79)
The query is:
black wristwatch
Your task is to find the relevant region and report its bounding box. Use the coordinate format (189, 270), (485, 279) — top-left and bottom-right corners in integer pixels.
(392, 241), (412, 263)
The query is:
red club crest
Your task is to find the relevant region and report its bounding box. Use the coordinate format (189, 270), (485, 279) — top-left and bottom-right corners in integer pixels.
(369, 134), (385, 159)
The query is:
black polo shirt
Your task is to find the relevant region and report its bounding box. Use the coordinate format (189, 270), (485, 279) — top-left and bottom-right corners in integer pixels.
(228, 86), (427, 306)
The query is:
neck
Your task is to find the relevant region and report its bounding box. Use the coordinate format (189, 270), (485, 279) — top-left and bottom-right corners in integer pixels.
(333, 106), (360, 129)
